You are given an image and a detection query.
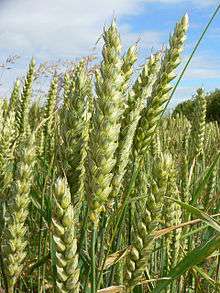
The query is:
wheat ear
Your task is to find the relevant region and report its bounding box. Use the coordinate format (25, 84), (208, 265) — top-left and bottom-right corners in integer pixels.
(88, 21), (124, 223)
(63, 73), (71, 109)
(16, 58), (35, 135)
(124, 152), (172, 290)
(111, 53), (161, 202)
(195, 88), (207, 155)
(121, 44), (138, 95)
(135, 15), (189, 157)
(52, 177), (80, 292)
(162, 156), (182, 273)
(9, 79), (20, 113)
(61, 62), (91, 204)
(43, 76), (58, 158)
(0, 111), (16, 200)
(1, 136), (35, 292)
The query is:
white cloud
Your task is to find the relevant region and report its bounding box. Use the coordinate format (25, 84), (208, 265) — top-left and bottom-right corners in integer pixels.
(0, 0), (217, 98)
(169, 53), (220, 107)
(146, 0), (217, 5)
(183, 54), (220, 79)
(0, 0), (164, 96)
(171, 86), (195, 103)
(120, 23), (163, 55)
(0, 0), (215, 59)
(0, 0), (149, 58)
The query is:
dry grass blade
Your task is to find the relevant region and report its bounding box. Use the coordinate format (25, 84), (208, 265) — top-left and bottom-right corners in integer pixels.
(98, 286), (125, 293)
(154, 213), (220, 239)
(103, 247), (131, 270)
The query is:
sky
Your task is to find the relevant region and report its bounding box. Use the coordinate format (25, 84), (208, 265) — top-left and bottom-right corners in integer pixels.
(0, 0), (220, 108)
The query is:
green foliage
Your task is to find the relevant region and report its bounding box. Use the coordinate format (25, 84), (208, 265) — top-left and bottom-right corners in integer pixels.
(172, 98), (194, 121)
(173, 88), (220, 123)
(206, 89), (220, 123)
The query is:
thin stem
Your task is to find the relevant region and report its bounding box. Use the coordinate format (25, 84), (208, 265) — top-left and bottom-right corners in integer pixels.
(91, 224), (97, 293)
(78, 204), (89, 255)
(216, 251), (220, 285)
(128, 203), (132, 245)
(0, 247), (8, 293)
(98, 216), (108, 270)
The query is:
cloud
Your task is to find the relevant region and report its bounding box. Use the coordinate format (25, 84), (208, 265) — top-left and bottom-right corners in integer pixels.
(0, 0), (149, 59)
(0, 0), (165, 96)
(183, 54), (220, 79)
(120, 23), (163, 54)
(0, 0), (215, 59)
(171, 86), (195, 104)
(146, 0), (217, 6)
(169, 53), (220, 108)
(0, 0), (159, 96)
(0, 0), (218, 98)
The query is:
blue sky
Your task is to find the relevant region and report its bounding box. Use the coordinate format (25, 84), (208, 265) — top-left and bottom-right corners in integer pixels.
(0, 0), (219, 108)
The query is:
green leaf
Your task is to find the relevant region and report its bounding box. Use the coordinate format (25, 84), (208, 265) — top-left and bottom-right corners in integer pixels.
(152, 234), (220, 292)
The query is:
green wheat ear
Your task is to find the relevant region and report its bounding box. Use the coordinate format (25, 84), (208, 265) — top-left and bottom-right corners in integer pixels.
(88, 20), (124, 224)
(111, 53), (161, 201)
(121, 44), (138, 96)
(162, 155), (182, 273)
(0, 110), (16, 200)
(9, 79), (20, 113)
(1, 135), (35, 292)
(43, 76), (58, 159)
(194, 88), (207, 156)
(135, 14), (189, 158)
(52, 177), (80, 292)
(16, 58), (35, 136)
(124, 152), (172, 290)
(60, 61), (92, 206)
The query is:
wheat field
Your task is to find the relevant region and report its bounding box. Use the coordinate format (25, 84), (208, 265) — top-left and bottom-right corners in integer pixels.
(0, 15), (220, 293)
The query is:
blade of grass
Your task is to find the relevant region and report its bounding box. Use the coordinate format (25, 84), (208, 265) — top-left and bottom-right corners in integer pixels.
(152, 234), (220, 292)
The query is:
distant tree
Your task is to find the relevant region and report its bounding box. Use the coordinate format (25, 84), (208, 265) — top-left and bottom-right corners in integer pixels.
(172, 98), (195, 121)
(206, 89), (220, 123)
(173, 88), (220, 123)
